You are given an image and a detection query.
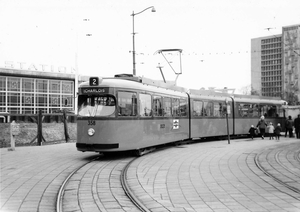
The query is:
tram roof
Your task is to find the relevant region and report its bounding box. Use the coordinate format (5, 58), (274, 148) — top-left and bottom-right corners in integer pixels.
(79, 74), (188, 95)
(79, 74), (286, 105)
(189, 89), (286, 105)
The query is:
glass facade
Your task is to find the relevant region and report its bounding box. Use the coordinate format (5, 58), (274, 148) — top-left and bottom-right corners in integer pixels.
(0, 76), (74, 114)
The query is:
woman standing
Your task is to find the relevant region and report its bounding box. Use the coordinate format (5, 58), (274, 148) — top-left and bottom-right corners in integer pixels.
(257, 116), (267, 139)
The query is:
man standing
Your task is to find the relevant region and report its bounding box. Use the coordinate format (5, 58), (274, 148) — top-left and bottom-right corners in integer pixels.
(295, 114), (300, 139)
(286, 116), (294, 138)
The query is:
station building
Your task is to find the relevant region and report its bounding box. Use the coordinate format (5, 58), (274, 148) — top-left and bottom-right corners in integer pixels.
(0, 62), (89, 122)
(251, 24), (300, 102)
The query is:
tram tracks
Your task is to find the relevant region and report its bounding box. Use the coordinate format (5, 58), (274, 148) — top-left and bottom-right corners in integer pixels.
(56, 156), (101, 212)
(254, 144), (300, 198)
(56, 154), (148, 212)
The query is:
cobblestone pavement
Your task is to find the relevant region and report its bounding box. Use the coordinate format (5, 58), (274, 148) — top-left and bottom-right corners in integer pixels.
(1, 137), (300, 212)
(127, 138), (300, 212)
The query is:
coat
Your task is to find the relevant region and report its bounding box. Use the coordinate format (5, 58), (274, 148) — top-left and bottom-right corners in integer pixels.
(249, 127), (256, 135)
(257, 120), (267, 129)
(274, 126), (282, 135)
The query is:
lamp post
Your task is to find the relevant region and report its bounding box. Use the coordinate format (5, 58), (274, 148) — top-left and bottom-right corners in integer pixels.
(131, 6), (156, 76)
(75, 18), (91, 115)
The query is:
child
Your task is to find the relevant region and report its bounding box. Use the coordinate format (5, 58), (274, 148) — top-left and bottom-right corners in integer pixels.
(249, 125), (256, 139)
(268, 122), (275, 140)
(274, 123), (282, 140)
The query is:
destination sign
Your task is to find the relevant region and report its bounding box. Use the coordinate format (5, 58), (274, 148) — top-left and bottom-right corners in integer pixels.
(80, 87), (109, 94)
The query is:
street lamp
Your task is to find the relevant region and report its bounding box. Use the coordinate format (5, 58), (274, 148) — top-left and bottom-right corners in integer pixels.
(131, 6), (156, 76)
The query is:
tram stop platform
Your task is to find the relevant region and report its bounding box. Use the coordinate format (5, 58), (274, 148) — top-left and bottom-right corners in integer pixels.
(1, 136), (300, 212)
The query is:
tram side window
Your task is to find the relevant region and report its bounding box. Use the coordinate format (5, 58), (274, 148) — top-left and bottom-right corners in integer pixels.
(203, 101), (213, 117)
(180, 99), (188, 117)
(259, 105), (277, 117)
(139, 93), (152, 117)
(193, 100), (203, 117)
(153, 96), (163, 116)
(268, 105), (277, 117)
(238, 103), (259, 118)
(172, 98), (180, 117)
(252, 104), (259, 117)
(238, 103), (249, 117)
(214, 102), (223, 117)
(163, 97), (172, 117)
(277, 106), (284, 117)
(118, 91), (137, 116)
(213, 102), (226, 117)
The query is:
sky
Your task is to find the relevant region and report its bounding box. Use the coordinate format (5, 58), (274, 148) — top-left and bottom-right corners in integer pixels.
(0, 0), (300, 93)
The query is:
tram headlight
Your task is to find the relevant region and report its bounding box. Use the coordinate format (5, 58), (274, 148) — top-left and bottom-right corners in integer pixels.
(88, 128), (95, 136)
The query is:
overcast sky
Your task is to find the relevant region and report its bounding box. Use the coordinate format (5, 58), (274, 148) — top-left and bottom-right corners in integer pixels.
(0, 0), (299, 92)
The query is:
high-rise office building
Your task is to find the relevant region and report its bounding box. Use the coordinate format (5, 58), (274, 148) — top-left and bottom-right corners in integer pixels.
(251, 24), (300, 103)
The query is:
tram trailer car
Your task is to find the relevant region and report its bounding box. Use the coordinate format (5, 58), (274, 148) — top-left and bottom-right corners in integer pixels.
(232, 95), (286, 136)
(76, 74), (286, 155)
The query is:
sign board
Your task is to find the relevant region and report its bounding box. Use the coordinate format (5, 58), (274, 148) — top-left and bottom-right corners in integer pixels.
(11, 121), (20, 136)
(89, 77), (99, 86)
(173, 119), (179, 130)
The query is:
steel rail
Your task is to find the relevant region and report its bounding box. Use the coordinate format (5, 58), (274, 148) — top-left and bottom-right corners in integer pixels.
(254, 151), (300, 197)
(121, 157), (151, 212)
(56, 156), (100, 212)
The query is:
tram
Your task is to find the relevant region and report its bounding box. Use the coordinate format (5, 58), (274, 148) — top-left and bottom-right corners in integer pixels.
(76, 74), (286, 155)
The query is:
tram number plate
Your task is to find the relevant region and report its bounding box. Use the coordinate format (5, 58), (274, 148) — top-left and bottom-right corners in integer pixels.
(88, 120), (96, 125)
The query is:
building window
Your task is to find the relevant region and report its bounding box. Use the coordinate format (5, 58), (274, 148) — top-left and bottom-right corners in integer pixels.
(8, 107), (20, 114)
(23, 108), (34, 114)
(36, 94), (47, 106)
(0, 93), (5, 106)
(0, 76), (6, 91)
(62, 81), (73, 94)
(62, 95), (73, 107)
(7, 93), (20, 106)
(8, 78), (20, 91)
(22, 94), (34, 106)
(37, 79), (48, 93)
(50, 94), (60, 107)
(23, 78), (34, 92)
(50, 80), (60, 93)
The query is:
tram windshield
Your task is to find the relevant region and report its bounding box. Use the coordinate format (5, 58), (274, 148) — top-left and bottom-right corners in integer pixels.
(78, 95), (116, 117)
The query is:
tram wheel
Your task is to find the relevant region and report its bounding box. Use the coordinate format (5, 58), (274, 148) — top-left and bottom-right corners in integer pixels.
(133, 149), (143, 157)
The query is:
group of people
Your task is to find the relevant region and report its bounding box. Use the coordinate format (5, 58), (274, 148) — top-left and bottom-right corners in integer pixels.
(249, 114), (300, 140)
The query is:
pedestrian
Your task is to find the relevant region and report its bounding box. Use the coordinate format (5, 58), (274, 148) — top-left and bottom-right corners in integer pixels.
(248, 125), (256, 139)
(274, 123), (282, 140)
(294, 114), (300, 139)
(286, 116), (294, 138)
(267, 122), (274, 140)
(285, 117), (289, 137)
(256, 116), (267, 139)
